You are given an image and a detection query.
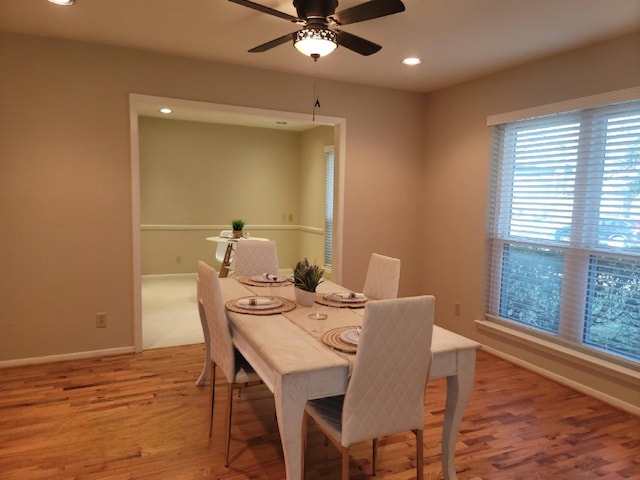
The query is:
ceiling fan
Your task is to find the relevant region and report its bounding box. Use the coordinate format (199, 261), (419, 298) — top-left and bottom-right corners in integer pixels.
(229, 0), (406, 59)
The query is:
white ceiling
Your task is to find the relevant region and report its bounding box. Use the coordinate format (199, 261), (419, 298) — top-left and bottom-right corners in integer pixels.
(2, 0), (639, 94)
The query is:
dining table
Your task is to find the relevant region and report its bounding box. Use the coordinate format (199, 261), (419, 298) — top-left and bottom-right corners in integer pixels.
(220, 276), (480, 480)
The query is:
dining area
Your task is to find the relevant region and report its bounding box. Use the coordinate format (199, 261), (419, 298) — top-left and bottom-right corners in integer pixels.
(4, 251), (637, 480)
(196, 244), (480, 480)
(4, 267), (637, 480)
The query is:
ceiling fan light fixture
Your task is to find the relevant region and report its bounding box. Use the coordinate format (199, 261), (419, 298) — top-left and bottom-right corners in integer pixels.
(294, 28), (338, 58)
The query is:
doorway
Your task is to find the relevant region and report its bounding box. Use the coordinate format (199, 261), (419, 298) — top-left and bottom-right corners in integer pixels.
(129, 94), (345, 351)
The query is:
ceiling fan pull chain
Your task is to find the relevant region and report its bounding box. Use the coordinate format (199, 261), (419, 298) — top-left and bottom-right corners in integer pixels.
(313, 56), (321, 121)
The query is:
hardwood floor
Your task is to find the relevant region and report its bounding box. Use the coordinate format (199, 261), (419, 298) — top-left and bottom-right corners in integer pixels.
(0, 345), (638, 479)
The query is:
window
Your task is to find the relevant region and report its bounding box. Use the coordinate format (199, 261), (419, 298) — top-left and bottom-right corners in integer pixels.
(324, 146), (335, 269)
(486, 98), (640, 364)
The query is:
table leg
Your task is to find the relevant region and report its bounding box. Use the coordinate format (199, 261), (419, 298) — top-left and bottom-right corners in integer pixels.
(219, 243), (234, 278)
(274, 373), (308, 480)
(441, 349), (476, 480)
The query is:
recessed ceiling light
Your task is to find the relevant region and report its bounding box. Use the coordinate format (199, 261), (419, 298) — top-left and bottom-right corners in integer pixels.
(160, 108), (172, 114)
(402, 57), (422, 66)
(48, 0), (75, 5)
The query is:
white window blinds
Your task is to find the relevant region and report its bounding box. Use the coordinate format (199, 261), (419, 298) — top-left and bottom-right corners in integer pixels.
(486, 98), (640, 364)
(324, 147), (335, 269)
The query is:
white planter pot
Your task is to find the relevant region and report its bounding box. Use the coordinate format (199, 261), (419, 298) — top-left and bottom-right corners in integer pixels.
(294, 287), (316, 307)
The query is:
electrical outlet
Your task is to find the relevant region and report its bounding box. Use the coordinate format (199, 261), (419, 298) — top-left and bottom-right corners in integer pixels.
(96, 312), (107, 328)
(288, 213), (293, 222)
(454, 302), (461, 317)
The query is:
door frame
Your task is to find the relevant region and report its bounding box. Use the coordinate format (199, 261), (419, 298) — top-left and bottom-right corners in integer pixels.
(129, 93), (346, 352)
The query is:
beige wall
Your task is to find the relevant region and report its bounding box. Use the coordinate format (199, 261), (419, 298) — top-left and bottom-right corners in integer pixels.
(1, 29), (637, 409)
(0, 32), (424, 362)
(419, 32), (640, 408)
(138, 117), (331, 275)
(140, 118), (300, 226)
(299, 126), (335, 269)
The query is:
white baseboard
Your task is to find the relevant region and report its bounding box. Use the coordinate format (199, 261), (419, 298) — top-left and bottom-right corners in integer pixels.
(481, 345), (640, 417)
(0, 346), (135, 368)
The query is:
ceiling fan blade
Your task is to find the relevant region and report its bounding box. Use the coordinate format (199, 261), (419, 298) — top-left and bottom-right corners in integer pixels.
(248, 32), (296, 52)
(335, 30), (381, 56)
(330, 0), (405, 26)
(228, 0), (299, 23)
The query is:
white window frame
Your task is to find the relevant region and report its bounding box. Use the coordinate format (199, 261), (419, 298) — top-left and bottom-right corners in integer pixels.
(484, 88), (640, 369)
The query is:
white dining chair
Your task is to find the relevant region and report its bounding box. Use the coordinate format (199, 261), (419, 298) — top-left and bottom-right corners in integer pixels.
(194, 276), (211, 387)
(362, 253), (401, 300)
(197, 261), (263, 466)
(302, 295), (435, 479)
(232, 240), (279, 277)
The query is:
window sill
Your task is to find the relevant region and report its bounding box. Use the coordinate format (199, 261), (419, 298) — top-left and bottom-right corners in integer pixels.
(475, 318), (640, 388)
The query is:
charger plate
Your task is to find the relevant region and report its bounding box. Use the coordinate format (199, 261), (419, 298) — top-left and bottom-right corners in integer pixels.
(321, 326), (360, 354)
(315, 293), (368, 308)
(235, 296), (282, 309)
(236, 276), (292, 287)
(225, 296), (296, 315)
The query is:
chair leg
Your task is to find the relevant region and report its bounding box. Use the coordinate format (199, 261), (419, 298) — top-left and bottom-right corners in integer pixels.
(209, 362), (217, 439)
(224, 384), (234, 467)
(341, 446), (350, 480)
(301, 412), (308, 479)
(372, 438), (377, 476)
(415, 429), (424, 479)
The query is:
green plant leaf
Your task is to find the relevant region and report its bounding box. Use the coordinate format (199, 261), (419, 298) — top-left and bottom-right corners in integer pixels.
(293, 257), (324, 292)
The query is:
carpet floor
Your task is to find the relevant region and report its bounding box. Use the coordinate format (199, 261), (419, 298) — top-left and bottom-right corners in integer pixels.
(141, 274), (203, 350)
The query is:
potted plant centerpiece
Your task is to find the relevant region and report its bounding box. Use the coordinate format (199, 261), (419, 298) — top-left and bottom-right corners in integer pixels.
(293, 258), (324, 307)
(231, 219), (245, 238)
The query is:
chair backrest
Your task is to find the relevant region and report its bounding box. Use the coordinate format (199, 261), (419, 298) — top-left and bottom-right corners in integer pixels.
(362, 253), (401, 300)
(232, 240), (279, 277)
(198, 261), (236, 382)
(341, 295), (435, 446)
(215, 230), (234, 264)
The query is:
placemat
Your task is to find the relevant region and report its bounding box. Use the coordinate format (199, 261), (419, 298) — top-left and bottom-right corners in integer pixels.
(315, 293), (368, 309)
(225, 296), (296, 315)
(236, 276), (293, 287)
(321, 326), (360, 354)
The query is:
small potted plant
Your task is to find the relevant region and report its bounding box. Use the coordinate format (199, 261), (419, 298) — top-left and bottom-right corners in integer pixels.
(231, 219), (245, 238)
(293, 258), (324, 306)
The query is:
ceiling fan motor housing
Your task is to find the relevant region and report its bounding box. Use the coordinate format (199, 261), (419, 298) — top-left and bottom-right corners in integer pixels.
(294, 0), (339, 20)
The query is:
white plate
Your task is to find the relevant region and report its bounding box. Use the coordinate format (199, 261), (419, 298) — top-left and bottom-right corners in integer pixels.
(328, 292), (367, 303)
(339, 328), (361, 346)
(250, 274), (289, 283)
(235, 296), (282, 309)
